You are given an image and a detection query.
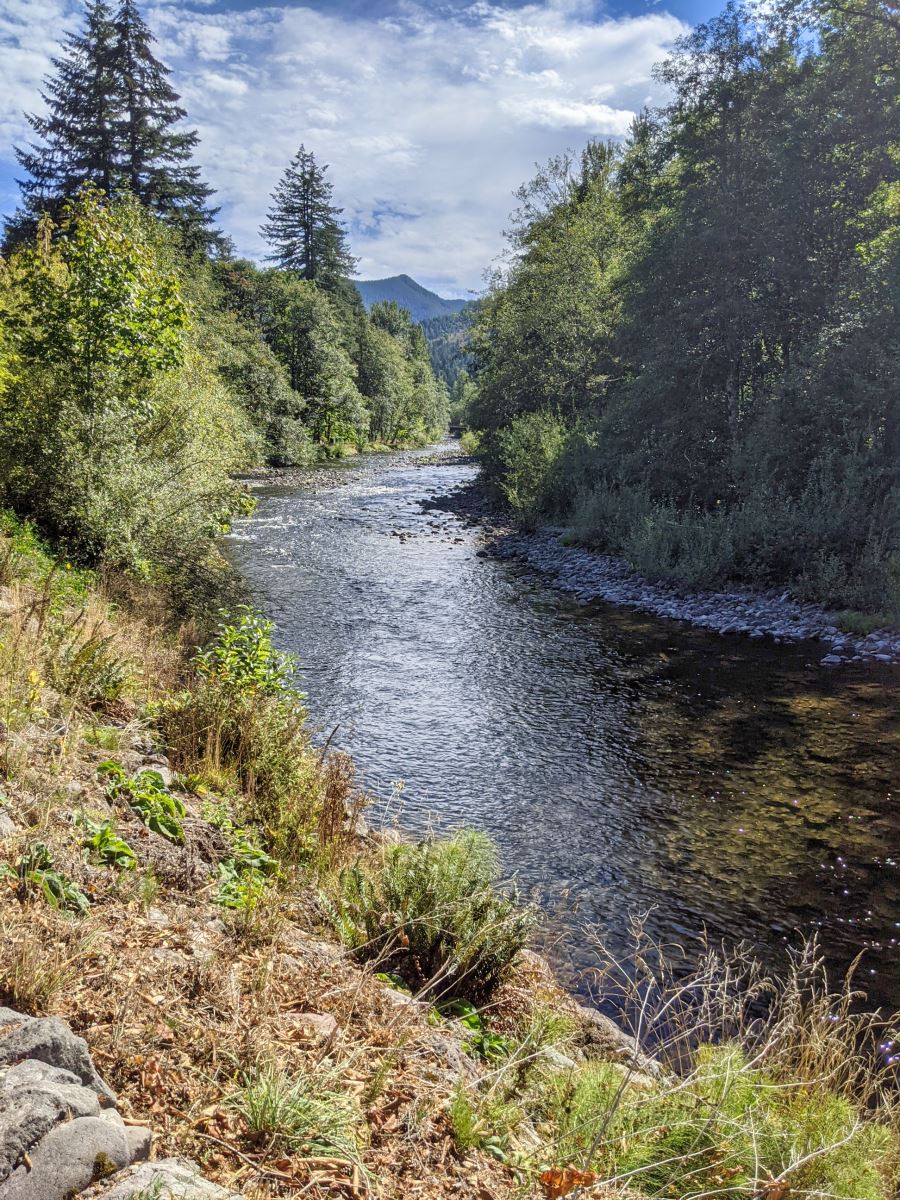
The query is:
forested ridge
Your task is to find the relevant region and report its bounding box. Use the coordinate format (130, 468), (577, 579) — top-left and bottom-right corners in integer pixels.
(0, 0), (448, 600)
(468, 0), (899, 618)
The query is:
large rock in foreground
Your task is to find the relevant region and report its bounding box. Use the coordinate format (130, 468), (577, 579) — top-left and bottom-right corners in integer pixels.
(0, 1008), (159, 1200)
(82, 1159), (242, 1199)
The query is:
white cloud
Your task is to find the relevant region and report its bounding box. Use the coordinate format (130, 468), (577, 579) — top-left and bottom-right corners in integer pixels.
(0, 0), (687, 293)
(0, 0), (80, 147)
(500, 96), (637, 132)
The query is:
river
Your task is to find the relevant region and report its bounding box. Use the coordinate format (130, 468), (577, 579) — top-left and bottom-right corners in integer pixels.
(226, 445), (900, 1010)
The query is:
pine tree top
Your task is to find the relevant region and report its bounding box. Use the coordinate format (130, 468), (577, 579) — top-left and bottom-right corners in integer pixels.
(260, 145), (358, 288)
(6, 0), (221, 253)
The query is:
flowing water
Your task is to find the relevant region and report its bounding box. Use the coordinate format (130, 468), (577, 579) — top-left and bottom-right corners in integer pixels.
(227, 445), (900, 1008)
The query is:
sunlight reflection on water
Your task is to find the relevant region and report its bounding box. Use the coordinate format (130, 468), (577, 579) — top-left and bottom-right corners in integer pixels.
(227, 447), (900, 1007)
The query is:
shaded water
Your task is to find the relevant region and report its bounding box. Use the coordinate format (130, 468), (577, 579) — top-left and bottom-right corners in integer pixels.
(227, 446), (900, 1007)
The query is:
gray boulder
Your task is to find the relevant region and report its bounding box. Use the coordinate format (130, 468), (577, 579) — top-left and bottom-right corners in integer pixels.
(0, 1010), (115, 1101)
(0, 1115), (130, 1200)
(572, 1004), (662, 1078)
(0, 1060), (101, 1186)
(82, 1158), (243, 1199)
(0, 1010), (152, 1200)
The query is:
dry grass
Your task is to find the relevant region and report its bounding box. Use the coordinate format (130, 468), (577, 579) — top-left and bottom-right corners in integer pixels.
(587, 917), (900, 1118)
(0, 906), (95, 1013)
(0, 885), (521, 1198)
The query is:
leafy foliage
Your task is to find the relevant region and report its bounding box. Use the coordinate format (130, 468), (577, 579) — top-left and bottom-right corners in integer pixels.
(0, 191), (251, 588)
(79, 814), (137, 869)
(470, 1), (900, 613)
(196, 605), (296, 697)
(324, 829), (535, 1003)
(0, 842), (89, 913)
(215, 826), (278, 910)
(99, 761), (186, 843)
(439, 999), (515, 1063)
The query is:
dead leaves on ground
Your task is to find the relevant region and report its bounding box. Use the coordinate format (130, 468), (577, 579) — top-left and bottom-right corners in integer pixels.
(539, 1167), (599, 1198)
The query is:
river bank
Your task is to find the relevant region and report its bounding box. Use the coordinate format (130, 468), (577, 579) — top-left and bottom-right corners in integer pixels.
(0, 516), (613, 1200)
(3, 465), (897, 1198)
(425, 473), (900, 668)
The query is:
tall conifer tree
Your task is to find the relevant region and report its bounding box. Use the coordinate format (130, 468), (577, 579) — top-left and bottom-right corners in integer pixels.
(12, 1), (119, 230)
(260, 146), (357, 288)
(6, 0), (219, 250)
(109, 0), (219, 246)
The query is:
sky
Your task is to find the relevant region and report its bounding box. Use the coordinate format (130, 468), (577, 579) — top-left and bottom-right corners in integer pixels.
(0, 0), (716, 296)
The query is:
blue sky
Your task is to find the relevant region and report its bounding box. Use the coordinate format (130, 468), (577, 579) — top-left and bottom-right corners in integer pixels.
(0, 0), (714, 294)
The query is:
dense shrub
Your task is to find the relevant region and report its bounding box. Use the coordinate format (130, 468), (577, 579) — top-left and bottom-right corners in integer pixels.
(489, 411), (568, 517)
(325, 829), (535, 1003)
(0, 191), (253, 590)
(572, 461), (900, 615)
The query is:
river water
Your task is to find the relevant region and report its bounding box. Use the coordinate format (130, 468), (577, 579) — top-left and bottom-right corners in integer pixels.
(227, 445), (900, 1009)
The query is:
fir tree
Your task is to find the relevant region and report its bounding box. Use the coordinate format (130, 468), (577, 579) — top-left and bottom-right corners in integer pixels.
(10, 0), (119, 238)
(6, 0), (219, 251)
(109, 0), (219, 248)
(260, 145), (357, 288)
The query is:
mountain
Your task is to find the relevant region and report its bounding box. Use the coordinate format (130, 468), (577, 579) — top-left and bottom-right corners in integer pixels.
(354, 274), (469, 323)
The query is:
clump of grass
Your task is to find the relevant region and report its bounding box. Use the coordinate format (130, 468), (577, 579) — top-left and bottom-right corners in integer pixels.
(0, 909), (92, 1012)
(513, 1001), (579, 1056)
(831, 609), (897, 635)
(230, 1059), (360, 1159)
(540, 1042), (892, 1199)
(315, 750), (370, 867)
(448, 1082), (518, 1163)
(324, 829), (535, 1004)
(83, 722), (129, 752)
(512, 928), (900, 1199)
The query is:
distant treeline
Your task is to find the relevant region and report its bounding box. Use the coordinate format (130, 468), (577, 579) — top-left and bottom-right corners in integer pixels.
(469, 0), (899, 616)
(421, 306), (478, 389)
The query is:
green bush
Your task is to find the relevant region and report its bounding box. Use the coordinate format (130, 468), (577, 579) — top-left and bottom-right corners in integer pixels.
(157, 607), (324, 863)
(0, 842), (89, 913)
(99, 762), (186, 844)
(324, 829), (534, 1003)
(459, 429), (481, 456)
(0, 192), (254, 592)
(491, 411), (567, 516)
